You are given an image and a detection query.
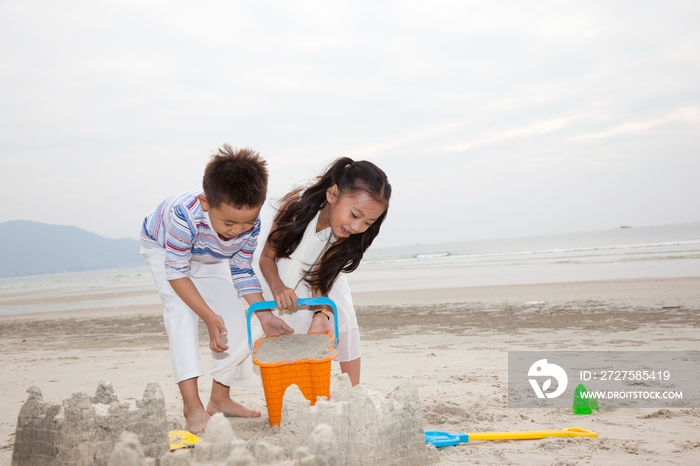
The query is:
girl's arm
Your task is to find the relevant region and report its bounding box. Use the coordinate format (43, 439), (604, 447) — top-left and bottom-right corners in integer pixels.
(261, 236), (332, 334)
(260, 194), (303, 310)
(259, 224), (299, 310)
(308, 305), (333, 334)
(260, 196), (332, 335)
(306, 283), (333, 334)
(260, 242), (332, 335)
(242, 292), (294, 336)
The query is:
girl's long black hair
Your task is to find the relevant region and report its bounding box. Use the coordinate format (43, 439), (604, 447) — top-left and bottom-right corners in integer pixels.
(267, 157), (392, 295)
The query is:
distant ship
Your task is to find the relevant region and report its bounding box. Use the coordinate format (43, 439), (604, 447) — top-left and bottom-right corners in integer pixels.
(619, 225), (632, 229)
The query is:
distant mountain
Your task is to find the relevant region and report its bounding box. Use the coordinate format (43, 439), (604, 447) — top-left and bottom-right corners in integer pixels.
(0, 220), (144, 278)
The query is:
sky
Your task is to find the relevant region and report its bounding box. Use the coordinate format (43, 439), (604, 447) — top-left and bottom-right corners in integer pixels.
(1, 0), (698, 248)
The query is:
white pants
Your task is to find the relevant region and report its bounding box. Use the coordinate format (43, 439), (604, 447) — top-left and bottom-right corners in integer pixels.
(141, 246), (261, 387)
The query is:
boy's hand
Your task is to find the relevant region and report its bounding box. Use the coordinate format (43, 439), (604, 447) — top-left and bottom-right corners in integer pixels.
(168, 277), (230, 352)
(272, 286), (299, 310)
(204, 314), (229, 353)
(256, 310), (294, 337)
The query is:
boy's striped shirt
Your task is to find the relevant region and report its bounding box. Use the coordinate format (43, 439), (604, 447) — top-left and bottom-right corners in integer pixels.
(140, 190), (262, 297)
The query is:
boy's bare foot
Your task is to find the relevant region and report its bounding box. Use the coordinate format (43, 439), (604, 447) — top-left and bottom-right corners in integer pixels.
(206, 398), (261, 418)
(184, 407), (211, 434)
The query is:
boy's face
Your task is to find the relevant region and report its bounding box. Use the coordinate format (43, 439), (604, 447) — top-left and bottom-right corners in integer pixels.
(198, 195), (261, 241)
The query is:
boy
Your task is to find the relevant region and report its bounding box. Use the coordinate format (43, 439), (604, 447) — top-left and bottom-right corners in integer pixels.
(140, 145), (293, 434)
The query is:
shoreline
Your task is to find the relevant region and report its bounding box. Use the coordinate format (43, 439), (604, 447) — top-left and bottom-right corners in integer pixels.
(353, 276), (700, 307)
(2, 276), (698, 320)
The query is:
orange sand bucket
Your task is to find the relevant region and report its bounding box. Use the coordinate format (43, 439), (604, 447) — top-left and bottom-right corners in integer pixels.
(246, 297), (339, 426)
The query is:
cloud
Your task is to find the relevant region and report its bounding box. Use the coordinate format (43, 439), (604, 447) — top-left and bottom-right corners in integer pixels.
(570, 107), (700, 141)
(441, 118), (573, 153)
(1, 1), (699, 245)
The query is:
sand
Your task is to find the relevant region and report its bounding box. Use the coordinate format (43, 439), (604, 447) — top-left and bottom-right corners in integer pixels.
(1, 276), (699, 465)
(253, 334), (336, 364)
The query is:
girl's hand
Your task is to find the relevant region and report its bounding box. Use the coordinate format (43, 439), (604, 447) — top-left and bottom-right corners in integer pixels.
(273, 286), (299, 310)
(256, 310), (294, 337)
(204, 313), (229, 353)
(308, 310), (333, 335)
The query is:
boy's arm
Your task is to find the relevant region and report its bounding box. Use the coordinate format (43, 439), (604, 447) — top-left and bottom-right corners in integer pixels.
(229, 221), (264, 297)
(162, 204), (230, 352)
(231, 222), (293, 336)
(168, 277), (229, 352)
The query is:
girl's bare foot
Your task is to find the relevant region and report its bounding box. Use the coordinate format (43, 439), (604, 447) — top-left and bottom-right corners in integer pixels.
(184, 407), (211, 434)
(206, 398), (261, 418)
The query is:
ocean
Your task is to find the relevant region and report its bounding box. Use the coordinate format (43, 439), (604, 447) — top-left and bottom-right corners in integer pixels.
(0, 223), (698, 316)
(349, 222), (700, 291)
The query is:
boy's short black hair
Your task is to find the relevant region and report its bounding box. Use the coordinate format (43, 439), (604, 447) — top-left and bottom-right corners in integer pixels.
(202, 144), (268, 209)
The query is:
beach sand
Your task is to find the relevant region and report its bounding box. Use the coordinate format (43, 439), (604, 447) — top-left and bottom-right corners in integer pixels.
(1, 276), (699, 465)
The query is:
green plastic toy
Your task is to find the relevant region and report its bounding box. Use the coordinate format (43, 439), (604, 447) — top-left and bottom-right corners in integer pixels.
(573, 384), (599, 415)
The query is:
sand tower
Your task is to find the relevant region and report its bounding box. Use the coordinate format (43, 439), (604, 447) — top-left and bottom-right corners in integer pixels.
(11, 381), (168, 466)
(279, 375), (438, 466)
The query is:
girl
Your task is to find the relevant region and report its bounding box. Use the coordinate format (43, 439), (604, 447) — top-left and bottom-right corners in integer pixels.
(258, 157), (391, 385)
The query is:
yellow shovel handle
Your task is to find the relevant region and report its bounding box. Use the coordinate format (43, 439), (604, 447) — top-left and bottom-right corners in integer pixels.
(467, 427), (597, 441)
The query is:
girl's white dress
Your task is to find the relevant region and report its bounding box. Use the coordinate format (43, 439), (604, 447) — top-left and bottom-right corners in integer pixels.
(216, 211), (362, 387)
(261, 211), (361, 363)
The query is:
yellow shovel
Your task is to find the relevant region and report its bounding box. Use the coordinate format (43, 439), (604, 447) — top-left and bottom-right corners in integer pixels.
(168, 430), (202, 450)
(425, 427), (597, 447)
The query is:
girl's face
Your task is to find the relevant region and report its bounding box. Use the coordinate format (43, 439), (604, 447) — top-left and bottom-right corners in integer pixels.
(323, 186), (386, 238)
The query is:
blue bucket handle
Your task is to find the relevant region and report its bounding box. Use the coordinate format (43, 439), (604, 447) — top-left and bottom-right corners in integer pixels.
(246, 297), (339, 355)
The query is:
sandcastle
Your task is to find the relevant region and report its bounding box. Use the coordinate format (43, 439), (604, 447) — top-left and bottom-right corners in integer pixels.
(11, 382), (168, 466)
(108, 412), (345, 466)
(13, 376), (437, 465)
(154, 375), (437, 465)
(279, 374), (438, 466)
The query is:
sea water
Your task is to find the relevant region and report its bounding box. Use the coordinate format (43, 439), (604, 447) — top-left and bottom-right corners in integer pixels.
(348, 222), (700, 291)
(0, 266), (156, 316)
(1, 223), (698, 316)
